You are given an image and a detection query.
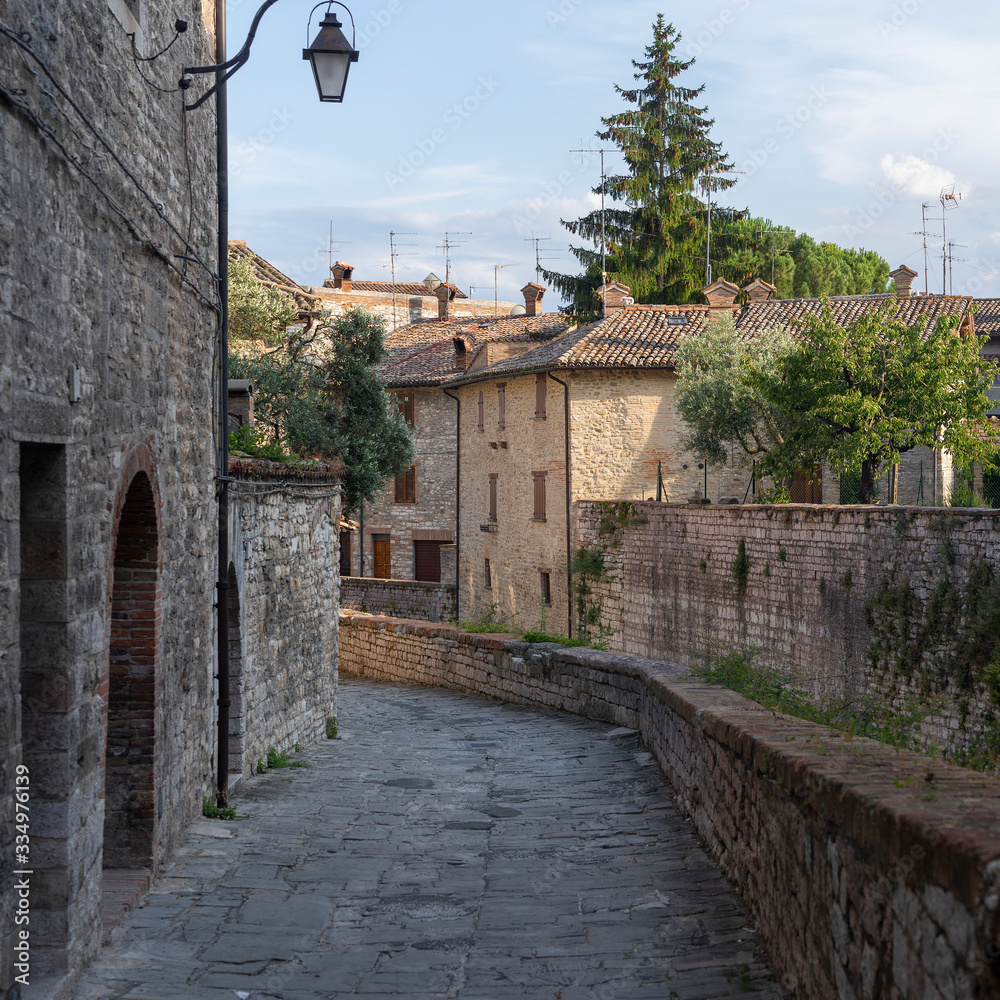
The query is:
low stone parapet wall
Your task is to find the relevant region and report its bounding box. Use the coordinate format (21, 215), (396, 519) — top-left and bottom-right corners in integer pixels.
(339, 611), (1000, 1000)
(340, 577), (457, 623)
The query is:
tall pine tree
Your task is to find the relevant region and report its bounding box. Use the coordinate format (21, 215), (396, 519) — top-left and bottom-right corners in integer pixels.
(545, 16), (735, 310)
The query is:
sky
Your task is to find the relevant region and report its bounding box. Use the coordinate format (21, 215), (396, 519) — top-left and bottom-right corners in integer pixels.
(224, 0), (1000, 307)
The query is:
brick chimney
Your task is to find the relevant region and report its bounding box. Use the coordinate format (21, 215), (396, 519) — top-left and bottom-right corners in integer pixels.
(228, 379), (254, 432)
(453, 338), (469, 370)
(331, 261), (354, 292)
(435, 282), (456, 320)
(889, 264), (918, 298)
(702, 278), (741, 317)
(743, 278), (777, 303)
(521, 283), (546, 317)
(597, 281), (632, 314)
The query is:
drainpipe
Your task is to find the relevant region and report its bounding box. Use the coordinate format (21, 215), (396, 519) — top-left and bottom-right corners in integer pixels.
(443, 387), (461, 619)
(547, 372), (572, 637)
(215, 0), (231, 808)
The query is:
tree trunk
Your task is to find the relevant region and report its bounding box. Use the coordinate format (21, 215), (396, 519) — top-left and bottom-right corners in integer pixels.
(858, 458), (880, 504)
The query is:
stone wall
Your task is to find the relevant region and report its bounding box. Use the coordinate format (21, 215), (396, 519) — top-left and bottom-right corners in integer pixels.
(0, 0), (219, 990)
(339, 612), (1000, 1000)
(575, 501), (1000, 757)
(341, 577), (456, 623)
(228, 465), (341, 780)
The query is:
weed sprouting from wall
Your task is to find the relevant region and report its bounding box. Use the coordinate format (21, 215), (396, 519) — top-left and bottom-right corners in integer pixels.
(731, 538), (750, 591)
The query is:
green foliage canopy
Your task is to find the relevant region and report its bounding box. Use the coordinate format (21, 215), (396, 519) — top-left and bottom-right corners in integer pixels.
(227, 264), (414, 514)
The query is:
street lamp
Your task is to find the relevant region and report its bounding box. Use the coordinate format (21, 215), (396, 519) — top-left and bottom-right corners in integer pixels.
(181, 1), (358, 807)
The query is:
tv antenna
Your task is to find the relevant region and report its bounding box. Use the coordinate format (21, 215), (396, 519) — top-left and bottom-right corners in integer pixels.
(388, 231), (419, 331)
(327, 220), (352, 275)
(702, 167), (745, 285)
(494, 263), (517, 316)
(571, 141), (615, 313)
(437, 231), (473, 286)
(947, 242), (968, 295)
(758, 228), (795, 287)
(524, 233), (561, 284)
(913, 204), (942, 294)
(940, 184), (963, 296)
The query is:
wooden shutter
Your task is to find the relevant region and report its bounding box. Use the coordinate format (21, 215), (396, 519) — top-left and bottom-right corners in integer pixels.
(535, 374), (547, 419)
(497, 384), (506, 429)
(414, 541), (443, 582)
(478, 391), (484, 431)
(533, 473), (546, 520)
(489, 475), (498, 521)
(373, 538), (391, 579)
(791, 468), (822, 504)
(339, 531), (352, 577)
(395, 466), (416, 503)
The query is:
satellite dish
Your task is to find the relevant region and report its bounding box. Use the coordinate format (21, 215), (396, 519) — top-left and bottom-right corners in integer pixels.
(509, 304), (527, 316)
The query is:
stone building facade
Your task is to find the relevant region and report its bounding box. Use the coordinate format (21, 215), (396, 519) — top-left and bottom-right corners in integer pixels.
(1, 3), (343, 994)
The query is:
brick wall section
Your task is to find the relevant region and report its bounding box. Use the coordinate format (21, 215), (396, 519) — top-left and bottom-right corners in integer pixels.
(341, 577), (457, 623)
(229, 468), (341, 779)
(339, 611), (1000, 1000)
(574, 501), (1000, 755)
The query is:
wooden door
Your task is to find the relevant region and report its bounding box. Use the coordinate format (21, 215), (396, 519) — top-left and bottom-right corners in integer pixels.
(791, 468), (822, 504)
(373, 538), (391, 579)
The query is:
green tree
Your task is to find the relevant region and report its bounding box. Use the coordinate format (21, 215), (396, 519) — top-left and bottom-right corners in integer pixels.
(755, 305), (998, 503)
(228, 265), (414, 513)
(545, 15), (735, 308)
(675, 316), (795, 464)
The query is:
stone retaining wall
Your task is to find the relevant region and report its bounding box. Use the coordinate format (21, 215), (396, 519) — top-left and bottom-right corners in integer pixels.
(339, 611), (1000, 1000)
(575, 501), (1000, 757)
(340, 576), (457, 623)
(229, 472), (341, 779)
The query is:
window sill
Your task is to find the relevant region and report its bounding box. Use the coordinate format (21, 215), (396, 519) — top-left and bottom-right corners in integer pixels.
(534, 415), (547, 421)
(393, 500), (417, 505)
(531, 517), (547, 523)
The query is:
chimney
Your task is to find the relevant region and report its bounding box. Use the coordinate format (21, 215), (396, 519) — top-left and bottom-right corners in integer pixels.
(521, 282), (546, 317)
(331, 261), (353, 292)
(743, 278), (777, 303)
(597, 281), (632, 314)
(453, 338), (469, 370)
(435, 282), (455, 320)
(228, 379), (254, 432)
(702, 278), (741, 317)
(890, 264), (918, 298)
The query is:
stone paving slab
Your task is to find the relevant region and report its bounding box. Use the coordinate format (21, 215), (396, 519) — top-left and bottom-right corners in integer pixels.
(72, 678), (781, 999)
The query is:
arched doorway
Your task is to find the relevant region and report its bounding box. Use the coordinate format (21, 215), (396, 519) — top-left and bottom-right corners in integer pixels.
(103, 471), (159, 870)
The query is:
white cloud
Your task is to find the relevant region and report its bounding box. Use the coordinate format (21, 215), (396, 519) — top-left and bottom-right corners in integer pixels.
(879, 155), (957, 200)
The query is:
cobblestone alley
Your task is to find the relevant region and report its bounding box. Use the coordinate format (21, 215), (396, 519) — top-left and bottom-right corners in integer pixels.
(72, 679), (781, 999)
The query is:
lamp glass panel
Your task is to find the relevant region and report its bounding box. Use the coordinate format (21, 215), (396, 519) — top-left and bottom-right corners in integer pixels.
(311, 51), (350, 101)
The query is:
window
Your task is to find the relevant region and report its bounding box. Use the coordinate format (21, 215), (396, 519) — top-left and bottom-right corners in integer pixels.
(394, 466), (416, 503)
(478, 391), (484, 431)
(485, 558), (492, 588)
(532, 472), (546, 521)
(395, 391), (414, 427)
(339, 531), (353, 577)
(540, 572), (552, 607)
(535, 374), (547, 419)
(414, 541), (444, 583)
(489, 474), (498, 521)
(497, 383), (506, 430)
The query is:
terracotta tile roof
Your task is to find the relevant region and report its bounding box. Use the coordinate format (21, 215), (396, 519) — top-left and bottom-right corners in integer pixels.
(334, 280), (468, 298)
(736, 293), (972, 336)
(380, 315), (573, 388)
(973, 299), (1000, 337)
(447, 306), (711, 384)
(228, 240), (321, 311)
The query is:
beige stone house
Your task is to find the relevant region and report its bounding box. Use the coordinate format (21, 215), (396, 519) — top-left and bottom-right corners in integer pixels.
(343, 288), (571, 582)
(445, 268), (987, 633)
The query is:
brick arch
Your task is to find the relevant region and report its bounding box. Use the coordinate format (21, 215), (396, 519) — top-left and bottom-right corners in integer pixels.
(103, 467), (161, 869)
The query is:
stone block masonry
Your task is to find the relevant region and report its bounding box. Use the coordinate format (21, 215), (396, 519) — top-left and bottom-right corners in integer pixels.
(341, 576), (457, 623)
(339, 611), (1000, 1000)
(229, 463), (341, 780)
(575, 501), (1000, 758)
